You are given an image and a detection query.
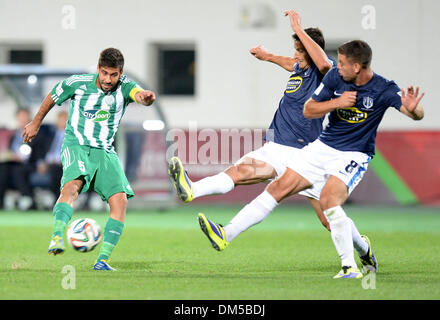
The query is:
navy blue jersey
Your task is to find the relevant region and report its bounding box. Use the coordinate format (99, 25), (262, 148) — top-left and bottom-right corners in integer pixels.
(266, 58), (335, 148)
(312, 68), (402, 156)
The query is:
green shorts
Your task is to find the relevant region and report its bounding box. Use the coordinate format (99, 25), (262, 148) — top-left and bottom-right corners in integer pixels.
(60, 144), (134, 202)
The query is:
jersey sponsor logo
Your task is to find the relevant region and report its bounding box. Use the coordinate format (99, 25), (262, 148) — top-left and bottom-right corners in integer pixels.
(362, 96), (374, 109)
(94, 110), (110, 122)
(336, 107), (367, 123)
(333, 90), (343, 96)
(285, 76), (303, 93)
(82, 109), (111, 122)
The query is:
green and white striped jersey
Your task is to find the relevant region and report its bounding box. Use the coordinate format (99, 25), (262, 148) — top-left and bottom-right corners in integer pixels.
(51, 73), (141, 153)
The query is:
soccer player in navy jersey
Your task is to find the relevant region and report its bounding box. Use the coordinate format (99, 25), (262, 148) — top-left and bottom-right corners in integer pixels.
(171, 11), (378, 258)
(201, 40), (424, 279)
(168, 10), (335, 242)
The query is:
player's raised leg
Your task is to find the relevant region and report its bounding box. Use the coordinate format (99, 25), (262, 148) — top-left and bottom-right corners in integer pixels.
(224, 157), (277, 186)
(226, 168), (311, 241)
(93, 192), (127, 271)
(48, 179), (83, 255)
(169, 156), (276, 203)
(168, 156), (195, 203)
(199, 168), (311, 250)
(198, 213), (229, 251)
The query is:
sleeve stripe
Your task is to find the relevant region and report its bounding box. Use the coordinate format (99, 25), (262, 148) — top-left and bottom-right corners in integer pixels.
(314, 82), (324, 95)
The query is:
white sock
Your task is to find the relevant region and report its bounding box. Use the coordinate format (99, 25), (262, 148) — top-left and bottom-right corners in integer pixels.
(193, 172), (235, 199)
(224, 190), (278, 242)
(348, 218), (369, 257)
(324, 206), (357, 268)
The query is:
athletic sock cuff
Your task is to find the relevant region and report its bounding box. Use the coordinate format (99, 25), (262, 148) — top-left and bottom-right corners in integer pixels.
(107, 218), (124, 230)
(104, 218), (124, 241)
(324, 205), (347, 223)
(258, 190), (279, 211)
(53, 202), (74, 223)
(218, 172), (235, 190)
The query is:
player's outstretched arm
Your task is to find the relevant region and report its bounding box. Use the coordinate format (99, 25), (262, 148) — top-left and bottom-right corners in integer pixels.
(134, 90), (156, 106)
(22, 92), (55, 143)
(400, 86), (424, 120)
(250, 45), (296, 72)
(285, 10), (332, 74)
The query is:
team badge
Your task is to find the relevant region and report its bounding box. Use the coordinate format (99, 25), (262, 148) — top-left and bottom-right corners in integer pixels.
(104, 95), (115, 106)
(362, 96), (374, 109)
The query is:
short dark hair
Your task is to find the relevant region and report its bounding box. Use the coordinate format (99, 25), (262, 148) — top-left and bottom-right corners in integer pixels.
(98, 48), (124, 70)
(293, 27), (325, 50)
(337, 40), (372, 69)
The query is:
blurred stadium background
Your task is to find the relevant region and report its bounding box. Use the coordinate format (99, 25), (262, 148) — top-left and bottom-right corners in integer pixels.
(0, 0), (438, 210)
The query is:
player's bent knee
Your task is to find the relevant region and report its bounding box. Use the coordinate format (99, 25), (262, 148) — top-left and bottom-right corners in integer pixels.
(226, 163), (261, 184)
(319, 194), (329, 211)
(108, 192), (128, 208)
(225, 165), (246, 183)
(266, 179), (291, 202)
(120, 196), (128, 209)
(319, 194), (344, 211)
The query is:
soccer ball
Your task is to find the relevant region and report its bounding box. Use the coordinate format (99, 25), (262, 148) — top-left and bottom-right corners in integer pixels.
(66, 218), (102, 252)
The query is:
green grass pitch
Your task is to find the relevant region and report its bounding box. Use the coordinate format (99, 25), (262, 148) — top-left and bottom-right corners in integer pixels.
(0, 204), (439, 300)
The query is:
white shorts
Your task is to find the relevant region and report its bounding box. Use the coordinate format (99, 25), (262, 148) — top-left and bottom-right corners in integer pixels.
(286, 139), (371, 196)
(235, 141), (322, 200)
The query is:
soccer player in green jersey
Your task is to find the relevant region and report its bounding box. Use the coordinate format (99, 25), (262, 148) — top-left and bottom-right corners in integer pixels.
(22, 48), (156, 270)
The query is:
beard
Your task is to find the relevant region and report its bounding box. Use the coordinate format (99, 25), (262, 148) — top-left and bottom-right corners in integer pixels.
(340, 72), (356, 83)
(98, 78), (117, 92)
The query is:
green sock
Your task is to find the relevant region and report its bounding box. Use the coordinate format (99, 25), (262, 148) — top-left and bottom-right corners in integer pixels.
(52, 202), (74, 238)
(97, 218), (124, 261)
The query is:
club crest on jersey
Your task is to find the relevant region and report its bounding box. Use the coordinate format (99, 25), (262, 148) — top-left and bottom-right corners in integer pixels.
(363, 96), (374, 109)
(285, 76), (302, 93)
(337, 107), (367, 123)
(83, 110), (110, 122)
(104, 95), (115, 106)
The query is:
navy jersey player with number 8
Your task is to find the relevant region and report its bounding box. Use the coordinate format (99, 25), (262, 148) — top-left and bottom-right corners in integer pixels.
(220, 40), (424, 279)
